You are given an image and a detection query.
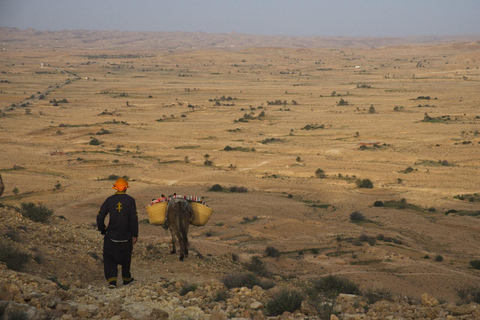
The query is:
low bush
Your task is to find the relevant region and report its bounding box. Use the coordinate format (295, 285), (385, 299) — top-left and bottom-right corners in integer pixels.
(315, 168), (326, 179)
(349, 211), (365, 222)
(179, 283), (197, 296)
(245, 256), (271, 277)
(222, 272), (259, 289)
(373, 201), (384, 207)
(18, 202), (53, 223)
(265, 246), (280, 258)
(265, 288), (304, 316)
(456, 285), (480, 304)
(470, 260), (480, 270)
(0, 239), (29, 271)
(435, 255), (443, 262)
(356, 179), (373, 188)
(229, 186), (248, 193)
(310, 275), (360, 299)
(209, 184), (223, 192)
(215, 289), (230, 302)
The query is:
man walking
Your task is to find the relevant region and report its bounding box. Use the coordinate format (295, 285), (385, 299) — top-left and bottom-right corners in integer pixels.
(97, 178), (138, 288)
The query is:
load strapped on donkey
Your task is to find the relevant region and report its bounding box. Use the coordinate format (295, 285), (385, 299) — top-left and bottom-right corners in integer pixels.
(146, 194), (213, 261)
(145, 193), (213, 227)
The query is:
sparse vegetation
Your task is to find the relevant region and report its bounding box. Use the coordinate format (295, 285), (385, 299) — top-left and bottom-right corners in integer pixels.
(0, 239), (30, 271)
(265, 288), (304, 316)
(265, 246), (280, 258)
(18, 202), (53, 223)
(309, 275), (360, 299)
(315, 168), (326, 179)
(349, 211), (365, 221)
(222, 272), (260, 289)
(179, 283), (197, 296)
(355, 179), (373, 188)
(244, 256), (271, 277)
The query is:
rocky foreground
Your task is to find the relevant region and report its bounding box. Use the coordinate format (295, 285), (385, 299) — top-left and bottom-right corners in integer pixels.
(2, 206), (480, 319)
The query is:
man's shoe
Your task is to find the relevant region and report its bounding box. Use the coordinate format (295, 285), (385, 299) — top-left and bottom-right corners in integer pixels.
(108, 281), (117, 289)
(123, 278), (135, 285)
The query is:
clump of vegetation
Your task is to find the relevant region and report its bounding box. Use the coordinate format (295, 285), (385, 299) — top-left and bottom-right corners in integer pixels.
(265, 288), (304, 316)
(470, 260), (480, 270)
(349, 211), (365, 222)
(265, 246), (281, 258)
(302, 123), (325, 130)
(222, 272), (260, 289)
(223, 145), (255, 152)
(18, 202), (53, 223)
(203, 154), (213, 166)
(337, 98), (349, 106)
(209, 184), (223, 192)
(229, 186), (248, 193)
(309, 275), (360, 299)
(456, 285), (480, 304)
(107, 174), (129, 181)
(244, 256), (271, 277)
(215, 289), (230, 302)
(96, 128), (111, 135)
(261, 137), (283, 144)
(373, 200), (384, 207)
(179, 283), (197, 296)
(315, 168), (326, 179)
(454, 193), (480, 203)
(89, 137), (102, 146)
(435, 255), (444, 262)
(356, 179), (373, 188)
(0, 239), (30, 271)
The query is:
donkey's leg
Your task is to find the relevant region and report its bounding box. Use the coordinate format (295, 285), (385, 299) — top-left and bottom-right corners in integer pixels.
(183, 223), (190, 256)
(170, 231), (176, 254)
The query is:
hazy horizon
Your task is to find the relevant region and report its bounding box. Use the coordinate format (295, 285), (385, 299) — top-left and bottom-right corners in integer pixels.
(1, 0), (480, 38)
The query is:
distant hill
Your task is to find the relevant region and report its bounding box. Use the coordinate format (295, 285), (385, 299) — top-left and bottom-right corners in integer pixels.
(1, 27), (479, 50)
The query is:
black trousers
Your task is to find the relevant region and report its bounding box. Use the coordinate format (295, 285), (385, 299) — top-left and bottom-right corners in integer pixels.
(103, 237), (133, 282)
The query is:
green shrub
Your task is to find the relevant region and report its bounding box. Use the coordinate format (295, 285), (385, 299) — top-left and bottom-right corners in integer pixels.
(470, 260), (480, 270)
(310, 275), (360, 299)
(0, 239), (29, 271)
(373, 201), (384, 207)
(209, 184), (223, 192)
(19, 202), (53, 223)
(435, 255), (443, 262)
(89, 137), (102, 145)
(349, 211), (364, 221)
(265, 288), (304, 316)
(315, 168), (326, 179)
(259, 279), (276, 290)
(229, 186), (248, 193)
(215, 289), (230, 302)
(456, 285), (480, 304)
(245, 256), (271, 277)
(356, 179), (373, 188)
(222, 272), (259, 289)
(265, 246), (280, 258)
(179, 283), (197, 296)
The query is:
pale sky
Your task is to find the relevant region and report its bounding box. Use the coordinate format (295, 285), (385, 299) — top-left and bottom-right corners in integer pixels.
(1, 0), (479, 37)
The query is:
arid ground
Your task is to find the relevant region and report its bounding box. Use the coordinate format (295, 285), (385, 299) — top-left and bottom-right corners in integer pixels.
(1, 28), (480, 301)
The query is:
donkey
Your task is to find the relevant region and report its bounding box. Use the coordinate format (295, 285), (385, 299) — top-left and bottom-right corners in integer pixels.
(166, 198), (193, 261)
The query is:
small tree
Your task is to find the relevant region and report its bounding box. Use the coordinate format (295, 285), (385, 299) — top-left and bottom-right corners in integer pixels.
(356, 179), (373, 189)
(12, 187), (19, 196)
(315, 168), (326, 179)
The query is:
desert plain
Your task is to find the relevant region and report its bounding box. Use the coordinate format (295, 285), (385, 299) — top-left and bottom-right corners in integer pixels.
(1, 28), (480, 303)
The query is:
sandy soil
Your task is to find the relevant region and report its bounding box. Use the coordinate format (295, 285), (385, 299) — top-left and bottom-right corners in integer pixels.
(1, 29), (480, 301)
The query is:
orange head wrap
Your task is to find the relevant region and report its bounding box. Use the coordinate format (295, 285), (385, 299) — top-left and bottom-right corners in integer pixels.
(112, 178), (129, 191)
